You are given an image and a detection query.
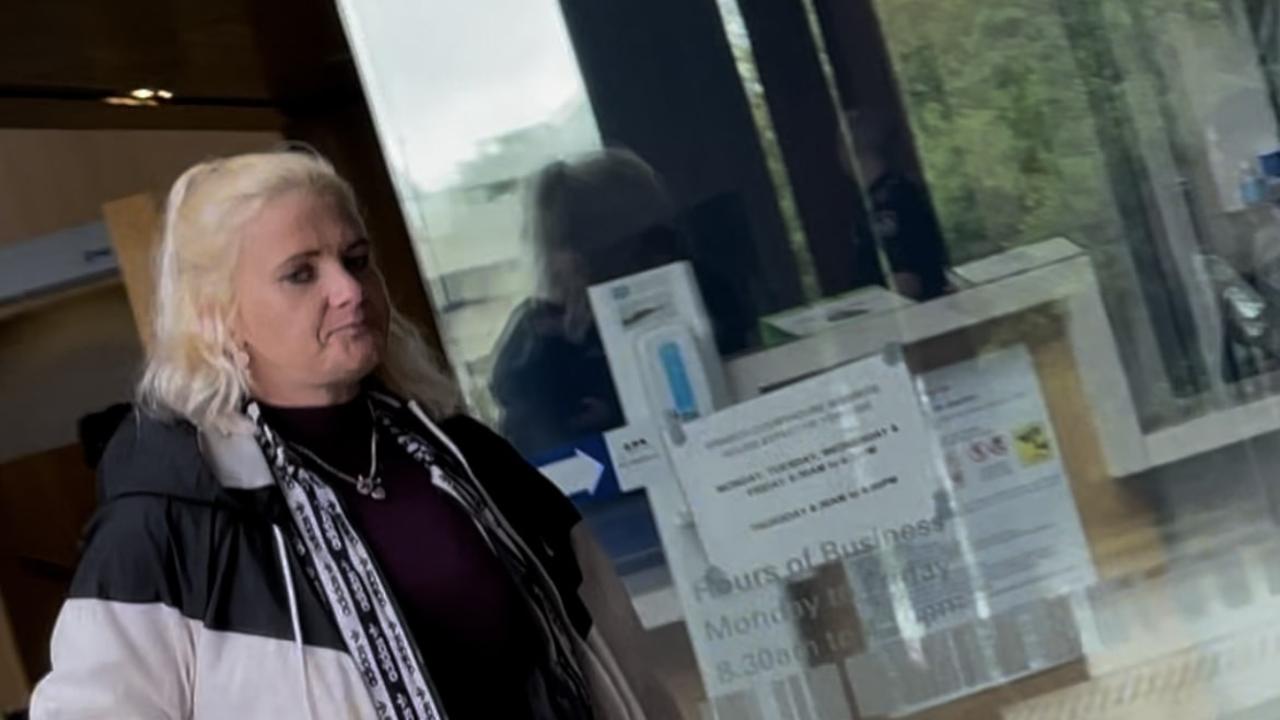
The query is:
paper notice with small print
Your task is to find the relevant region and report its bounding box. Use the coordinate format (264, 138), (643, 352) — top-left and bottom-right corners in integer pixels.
(672, 351), (942, 578)
(922, 344), (1095, 615)
(662, 345), (1094, 718)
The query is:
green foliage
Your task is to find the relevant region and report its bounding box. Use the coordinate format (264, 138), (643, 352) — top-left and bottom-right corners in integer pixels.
(726, 0), (1242, 277)
(875, 0), (1139, 262)
(877, 0), (1265, 267)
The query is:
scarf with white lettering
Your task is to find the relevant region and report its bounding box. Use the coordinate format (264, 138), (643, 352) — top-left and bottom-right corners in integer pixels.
(247, 392), (593, 720)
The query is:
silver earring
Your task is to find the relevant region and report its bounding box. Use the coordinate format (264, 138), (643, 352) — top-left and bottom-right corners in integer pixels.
(232, 344), (250, 372)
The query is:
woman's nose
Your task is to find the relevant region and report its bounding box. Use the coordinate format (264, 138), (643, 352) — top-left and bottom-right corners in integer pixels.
(326, 262), (365, 308)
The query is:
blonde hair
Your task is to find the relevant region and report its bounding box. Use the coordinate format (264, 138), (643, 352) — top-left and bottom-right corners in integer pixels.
(138, 149), (458, 433)
(525, 148), (677, 341)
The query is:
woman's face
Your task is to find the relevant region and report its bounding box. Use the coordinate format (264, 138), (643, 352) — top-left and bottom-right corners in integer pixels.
(231, 189), (389, 406)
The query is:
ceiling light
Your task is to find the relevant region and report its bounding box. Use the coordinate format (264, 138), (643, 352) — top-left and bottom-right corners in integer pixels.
(109, 87), (173, 107)
(104, 96), (158, 107)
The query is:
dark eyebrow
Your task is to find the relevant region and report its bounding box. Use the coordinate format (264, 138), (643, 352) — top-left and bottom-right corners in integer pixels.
(275, 250), (320, 273)
(344, 238), (371, 253)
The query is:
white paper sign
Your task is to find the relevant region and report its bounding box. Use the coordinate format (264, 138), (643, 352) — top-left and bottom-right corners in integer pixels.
(836, 345), (1094, 717)
(645, 453), (851, 701)
(672, 351), (942, 578)
(923, 344), (1095, 614)
(658, 345), (1096, 718)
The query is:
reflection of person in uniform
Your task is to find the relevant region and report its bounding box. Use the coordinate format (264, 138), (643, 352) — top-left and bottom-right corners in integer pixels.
(847, 109), (951, 301)
(491, 149), (683, 457)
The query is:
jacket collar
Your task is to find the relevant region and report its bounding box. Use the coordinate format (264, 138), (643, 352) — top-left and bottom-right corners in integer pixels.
(200, 426), (276, 491)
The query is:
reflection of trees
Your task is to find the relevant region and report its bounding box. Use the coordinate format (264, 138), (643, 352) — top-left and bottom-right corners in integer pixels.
(874, 0), (1227, 264)
(878, 0), (1121, 262)
(1065, 0), (1235, 393)
(1245, 0), (1280, 119)
(875, 0), (1258, 395)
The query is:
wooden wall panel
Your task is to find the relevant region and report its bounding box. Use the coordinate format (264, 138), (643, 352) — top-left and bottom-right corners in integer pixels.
(0, 591), (27, 714)
(102, 194), (161, 349)
(0, 128), (278, 248)
(0, 443), (97, 693)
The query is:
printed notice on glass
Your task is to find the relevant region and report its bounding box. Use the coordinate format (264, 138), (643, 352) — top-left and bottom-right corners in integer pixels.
(661, 345), (1094, 719)
(923, 344), (1095, 615)
(838, 345), (1094, 717)
(672, 351), (941, 576)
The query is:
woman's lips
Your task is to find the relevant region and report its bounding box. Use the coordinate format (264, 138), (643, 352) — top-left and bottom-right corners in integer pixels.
(326, 320), (370, 340)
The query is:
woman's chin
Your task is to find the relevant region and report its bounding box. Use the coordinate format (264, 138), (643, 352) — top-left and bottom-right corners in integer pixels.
(330, 349), (382, 385)
(354, 354), (383, 380)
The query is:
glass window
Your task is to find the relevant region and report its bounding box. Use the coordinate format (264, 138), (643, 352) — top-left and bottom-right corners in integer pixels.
(339, 0), (1280, 716)
(337, 0), (603, 422)
(866, 0), (1280, 430)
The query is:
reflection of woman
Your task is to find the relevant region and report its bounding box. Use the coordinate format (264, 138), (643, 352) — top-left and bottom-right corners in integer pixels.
(32, 151), (657, 719)
(491, 150), (686, 457)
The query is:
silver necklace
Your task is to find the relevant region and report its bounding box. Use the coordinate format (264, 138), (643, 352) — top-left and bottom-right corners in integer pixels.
(286, 407), (386, 500)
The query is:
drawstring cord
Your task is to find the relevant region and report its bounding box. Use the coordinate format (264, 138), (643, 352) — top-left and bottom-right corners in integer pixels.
(274, 525), (316, 720)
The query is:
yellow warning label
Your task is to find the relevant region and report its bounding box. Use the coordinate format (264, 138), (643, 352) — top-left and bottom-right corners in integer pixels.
(1013, 422), (1053, 466)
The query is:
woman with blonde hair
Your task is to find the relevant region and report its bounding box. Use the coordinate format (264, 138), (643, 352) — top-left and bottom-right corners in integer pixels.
(31, 149), (661, 719)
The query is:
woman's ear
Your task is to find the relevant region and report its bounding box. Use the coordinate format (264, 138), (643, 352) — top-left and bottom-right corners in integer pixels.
(200, 304), (251, 372)
(226, 325), (251, 373)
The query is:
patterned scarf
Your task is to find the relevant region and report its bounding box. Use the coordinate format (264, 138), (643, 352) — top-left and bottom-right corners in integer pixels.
(246, 392), (593, 720)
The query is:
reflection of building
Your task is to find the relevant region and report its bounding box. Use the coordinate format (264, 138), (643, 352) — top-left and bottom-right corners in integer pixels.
(409, 94), (598, 285)
(402, 96), (600, 414)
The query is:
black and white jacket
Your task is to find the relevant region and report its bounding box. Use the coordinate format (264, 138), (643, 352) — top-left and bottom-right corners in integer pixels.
(29, 404), (642, 719)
